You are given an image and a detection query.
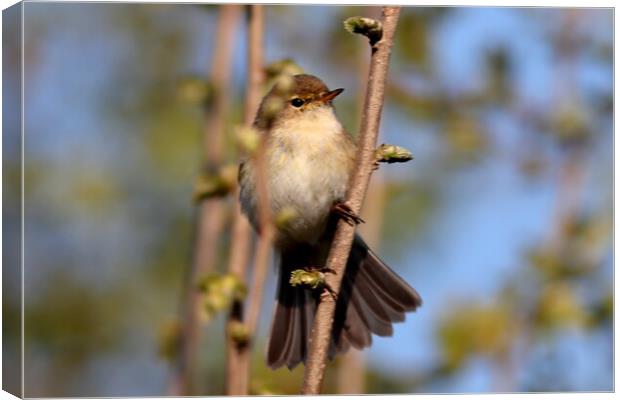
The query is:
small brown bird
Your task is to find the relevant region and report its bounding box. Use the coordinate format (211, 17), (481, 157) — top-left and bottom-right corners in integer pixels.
(239, 74), (422, 370)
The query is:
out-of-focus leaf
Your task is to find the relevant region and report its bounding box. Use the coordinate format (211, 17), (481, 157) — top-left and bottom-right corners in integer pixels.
(549, 103), (591, 148)
(437, 303), (514, 372)
(158, 319), (182, 362)
(484, 47), (513, 104)
(381, 178), (438, 258)
(586, 291), (612, 328)
(533, 281), (587, 331)
(199, 273), (248, 321)
(264, 59), (304, 82)
(192, 164), (237, 202)
(387, 82), (445, 121)
(176, 75), (211, 104)
(395, 11), (429, 69)
(443, 113), (488, 163)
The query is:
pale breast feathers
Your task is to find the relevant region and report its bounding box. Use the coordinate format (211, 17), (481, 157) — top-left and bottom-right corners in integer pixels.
(239, 107), (357, 246)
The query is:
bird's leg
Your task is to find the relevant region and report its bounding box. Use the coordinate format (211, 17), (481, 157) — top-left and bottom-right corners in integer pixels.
(332, 201), (365, 225)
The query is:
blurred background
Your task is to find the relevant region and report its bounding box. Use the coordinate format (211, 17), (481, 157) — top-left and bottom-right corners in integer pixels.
(3, 3), (613, 396)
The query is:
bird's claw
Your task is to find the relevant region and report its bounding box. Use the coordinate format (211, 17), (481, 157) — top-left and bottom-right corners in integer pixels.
(333, 202), (365, 226)
(321, 282), (338, 301)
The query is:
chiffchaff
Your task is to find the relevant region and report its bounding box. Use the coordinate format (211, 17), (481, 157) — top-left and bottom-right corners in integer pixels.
(239, 74), (421, 370)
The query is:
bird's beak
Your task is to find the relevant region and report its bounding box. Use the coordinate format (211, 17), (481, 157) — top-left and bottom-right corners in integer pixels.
(320, 88), (344, 103)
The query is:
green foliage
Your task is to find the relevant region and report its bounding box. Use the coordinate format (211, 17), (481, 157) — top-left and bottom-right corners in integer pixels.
(532, 282), (587, 332)
(528, 246), (590, 281)
(550, 102), (592, 148)
(265, 58), (304, 82)
(176, 75), (211, 105)
(443, 112), (489, 164)
(528, 214), (611, 281)
(484, 47), (513, 104)
(158, 319), (182, 362)
(394, 11), (430, 69)
(586, 290), (613, 328)
(437, 303), (514, 372)
(388, 83), (446, 121)
(381, 178), (438, 258)
(24, 271), (128, 374)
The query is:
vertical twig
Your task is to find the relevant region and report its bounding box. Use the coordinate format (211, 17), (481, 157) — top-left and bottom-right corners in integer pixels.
(230, 5), (275, 394)
(301, 6), (401, 394)
(225, 4), (264, 396)
(242, 3), (271, 337)
(173, 5), (242, 396)
(224, 197), (252, 396)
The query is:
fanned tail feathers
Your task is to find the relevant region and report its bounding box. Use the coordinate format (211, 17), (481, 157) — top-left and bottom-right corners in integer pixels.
(266, 235), (422, 370)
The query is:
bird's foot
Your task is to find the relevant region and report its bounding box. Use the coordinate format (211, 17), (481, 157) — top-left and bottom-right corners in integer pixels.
(320, 283), (338, 301)
(332, 202), (365, 226)
(308, 267), (338, 300)
(303, 266), (338, 300)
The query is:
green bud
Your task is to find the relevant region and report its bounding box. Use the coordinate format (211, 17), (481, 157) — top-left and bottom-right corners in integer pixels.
(344, 16), (383, 45)
(176, 76), (210, 104)
(228, 321), (250, 346)
(236, 126), (260, 154)
(275, 206), (298, 230)
(265, 59), (304, 81)
(289, 269), (326, 289)
(263, 97), (286, 120)
(273, 74), (294, 95)
(198, 273), (247, 321)
(375, 144), (414, 163)
(192, 164), (237, 203)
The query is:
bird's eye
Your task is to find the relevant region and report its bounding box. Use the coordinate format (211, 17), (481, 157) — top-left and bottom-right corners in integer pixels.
(290, 98), (304, 108)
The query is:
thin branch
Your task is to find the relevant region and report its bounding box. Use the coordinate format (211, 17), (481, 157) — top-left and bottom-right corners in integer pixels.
(301, 6), (401, 394)
(224, 196), (252, 396)
(225, 4), (264, 396)
(172, 5), (242, 396)
(337, 9), (381, 390)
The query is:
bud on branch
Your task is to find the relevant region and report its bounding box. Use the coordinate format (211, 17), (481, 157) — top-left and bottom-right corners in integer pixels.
(344, 16), (383, 46)
(375, 143), (414, 163)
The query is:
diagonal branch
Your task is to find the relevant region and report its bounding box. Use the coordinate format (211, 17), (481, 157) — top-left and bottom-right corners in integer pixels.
(301, 6), (401, 395)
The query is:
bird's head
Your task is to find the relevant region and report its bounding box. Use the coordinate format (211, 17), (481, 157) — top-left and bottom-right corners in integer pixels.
(255, 74), (344, 129)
